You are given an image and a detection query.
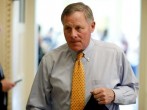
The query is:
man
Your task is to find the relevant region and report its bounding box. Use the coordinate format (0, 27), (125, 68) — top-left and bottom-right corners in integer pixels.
(0, 64), (15, 110)
(26, 2), (139, 110)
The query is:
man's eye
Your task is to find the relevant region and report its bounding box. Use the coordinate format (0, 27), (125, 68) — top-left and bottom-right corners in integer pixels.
(76, 27), (82, 31)
(65, 27), (71, 31)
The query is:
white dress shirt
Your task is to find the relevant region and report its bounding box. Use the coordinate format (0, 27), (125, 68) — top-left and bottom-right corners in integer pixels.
(26, 38), (139, 110)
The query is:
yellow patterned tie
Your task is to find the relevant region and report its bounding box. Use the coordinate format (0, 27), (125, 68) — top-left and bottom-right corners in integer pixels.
(70, 52), (85, 110)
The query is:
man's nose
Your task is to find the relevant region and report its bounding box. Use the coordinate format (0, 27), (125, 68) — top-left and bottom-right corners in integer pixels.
(70, 29), (77, 38)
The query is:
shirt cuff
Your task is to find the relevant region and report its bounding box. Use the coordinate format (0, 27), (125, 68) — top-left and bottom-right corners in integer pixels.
(112, 89), (125, 104)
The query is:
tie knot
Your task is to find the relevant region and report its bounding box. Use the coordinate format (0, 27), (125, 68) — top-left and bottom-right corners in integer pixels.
(77, 52), (84, 60)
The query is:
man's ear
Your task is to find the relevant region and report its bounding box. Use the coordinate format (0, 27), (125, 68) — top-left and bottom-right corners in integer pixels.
(90, 21), (95, 32)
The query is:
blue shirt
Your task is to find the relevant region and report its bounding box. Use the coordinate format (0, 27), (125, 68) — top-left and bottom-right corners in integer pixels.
(26, 39), (139, 110)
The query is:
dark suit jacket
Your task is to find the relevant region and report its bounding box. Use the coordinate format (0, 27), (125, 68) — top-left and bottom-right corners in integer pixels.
(0, 64), (8, 110)
(84, 95), (108, 110)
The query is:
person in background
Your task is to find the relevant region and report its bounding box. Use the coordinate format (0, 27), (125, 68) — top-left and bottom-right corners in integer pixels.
(0, 64), (15, 110)
(43, 27), (58, 52)
(26, 2), (139, 110)
(37, 25), (45, 65)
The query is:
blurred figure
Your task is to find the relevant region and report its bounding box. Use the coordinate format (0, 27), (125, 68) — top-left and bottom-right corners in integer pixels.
(127, 36), (139, 76)
(43, 27), (58, 52)
(120, 34), (128, 54)
(100, 29), (109, 41)
(37, 25), (45, 65)
(0, 64), (15, 110)
(119, 33), (139, 76)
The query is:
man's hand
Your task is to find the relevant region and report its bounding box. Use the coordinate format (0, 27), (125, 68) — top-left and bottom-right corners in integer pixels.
(1, 79), (15, 92)
(91, 88), (115, 104)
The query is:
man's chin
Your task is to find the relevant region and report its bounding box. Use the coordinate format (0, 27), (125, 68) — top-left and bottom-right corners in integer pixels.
(70, 47), (83, 52)
(68, 44), (83, 52)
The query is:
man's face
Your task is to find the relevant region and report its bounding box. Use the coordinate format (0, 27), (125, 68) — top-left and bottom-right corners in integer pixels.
(62, 12), (95, 52)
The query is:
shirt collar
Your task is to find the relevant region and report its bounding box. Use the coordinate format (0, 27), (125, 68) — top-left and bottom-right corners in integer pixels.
(69, 38), (94, 61)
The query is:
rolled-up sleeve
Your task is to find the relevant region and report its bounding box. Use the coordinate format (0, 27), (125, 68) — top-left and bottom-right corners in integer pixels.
(113, 50), (139, 104)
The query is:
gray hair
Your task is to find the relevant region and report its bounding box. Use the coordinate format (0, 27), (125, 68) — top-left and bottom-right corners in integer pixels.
(61, 2), (94, 23)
